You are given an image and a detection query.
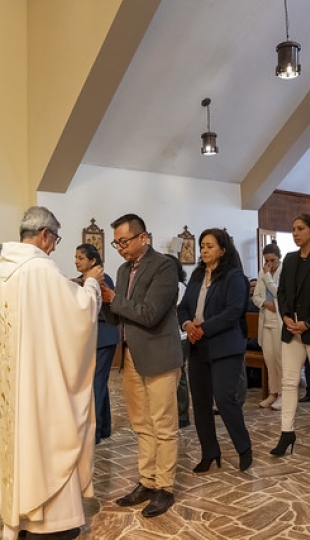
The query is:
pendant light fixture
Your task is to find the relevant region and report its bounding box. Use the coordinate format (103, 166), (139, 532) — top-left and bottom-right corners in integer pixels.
(201, 98), (219, 155)
(276, 0), (301, 79)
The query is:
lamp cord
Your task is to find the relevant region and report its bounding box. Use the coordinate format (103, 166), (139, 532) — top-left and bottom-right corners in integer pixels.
(206, 105), (211, 132)
(284, 0), (289, 41)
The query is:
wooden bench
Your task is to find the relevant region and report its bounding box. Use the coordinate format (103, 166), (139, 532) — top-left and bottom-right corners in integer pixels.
(245, 312), (268, 400)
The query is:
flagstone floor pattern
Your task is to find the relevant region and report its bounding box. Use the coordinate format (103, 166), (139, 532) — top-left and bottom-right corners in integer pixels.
(2, 369), (310, 539)
(83, 371), (310, 539)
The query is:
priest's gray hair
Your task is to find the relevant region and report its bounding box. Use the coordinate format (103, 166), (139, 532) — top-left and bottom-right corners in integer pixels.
(19, 206), (61, 240)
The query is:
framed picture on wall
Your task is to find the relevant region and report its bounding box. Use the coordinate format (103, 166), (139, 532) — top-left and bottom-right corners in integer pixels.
(147, 232), (153, 246)
(178, 225), (196, 265)
(82, 218), (105, 262)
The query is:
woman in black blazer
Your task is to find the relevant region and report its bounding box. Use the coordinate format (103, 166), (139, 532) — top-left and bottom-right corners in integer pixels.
(270, 213), (310, 456)
(178, 228), (252, 473)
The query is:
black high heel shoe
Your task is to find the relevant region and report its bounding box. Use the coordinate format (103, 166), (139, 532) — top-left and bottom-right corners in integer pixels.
(193, 456), (221, 473)
(239, 447), (253, 471)
(270, 431), (296, 456)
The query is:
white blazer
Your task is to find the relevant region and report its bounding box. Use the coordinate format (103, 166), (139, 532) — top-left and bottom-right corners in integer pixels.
(252, 263), (283, 347)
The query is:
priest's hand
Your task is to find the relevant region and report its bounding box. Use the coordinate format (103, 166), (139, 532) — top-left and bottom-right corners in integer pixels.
(86, 265), (104, 287)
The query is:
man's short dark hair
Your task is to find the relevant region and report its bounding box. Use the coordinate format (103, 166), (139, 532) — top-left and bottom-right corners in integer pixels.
(110, 214), (146, 234)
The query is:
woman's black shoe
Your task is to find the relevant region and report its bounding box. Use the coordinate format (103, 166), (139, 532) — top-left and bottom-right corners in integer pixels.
(193, 456), (221, 473)
(179, 419), (190, 429)
(239, 447), (252, 471)
(299, 394), (310, 403)
(270, 431), (296, 456)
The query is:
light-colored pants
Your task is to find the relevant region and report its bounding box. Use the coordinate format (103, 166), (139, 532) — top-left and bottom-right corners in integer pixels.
(262, 313), (282, 395)
(282, 335), (310, 431)
(123, 347), (180, 492)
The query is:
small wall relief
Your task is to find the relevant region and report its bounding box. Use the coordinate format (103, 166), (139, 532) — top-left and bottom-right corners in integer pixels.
(178, 225), (196, 265)
(82, 218), (105, 262)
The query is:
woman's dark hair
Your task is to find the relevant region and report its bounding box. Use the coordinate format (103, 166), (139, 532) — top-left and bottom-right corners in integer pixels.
(165, 254), (187, 284)
(192, 228), (242, 282)
(76, 243), (102, 266)
(263, 240), (281, 259)
(293, 213), (310, 229)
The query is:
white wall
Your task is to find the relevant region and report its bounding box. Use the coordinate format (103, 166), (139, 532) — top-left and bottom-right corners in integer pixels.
(38, 164), (258, 281)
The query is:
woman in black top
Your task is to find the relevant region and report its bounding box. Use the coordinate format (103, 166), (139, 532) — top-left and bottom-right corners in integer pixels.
(271, 213), (310, 456)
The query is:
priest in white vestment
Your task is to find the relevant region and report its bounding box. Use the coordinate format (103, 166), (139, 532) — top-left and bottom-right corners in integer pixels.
(0, 206), (103, 540)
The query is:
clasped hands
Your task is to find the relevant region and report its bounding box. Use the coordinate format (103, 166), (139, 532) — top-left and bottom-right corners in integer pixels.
(283, 315), (307, 335)
(186, 321), (204, 344)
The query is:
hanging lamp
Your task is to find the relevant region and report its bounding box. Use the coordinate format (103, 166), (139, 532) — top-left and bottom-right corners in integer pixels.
(276, 0), (301, 79)
(201, 98), (219, 155)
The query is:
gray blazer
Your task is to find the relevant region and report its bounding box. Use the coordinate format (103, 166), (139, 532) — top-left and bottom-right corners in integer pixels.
(103, 247), (183, 377)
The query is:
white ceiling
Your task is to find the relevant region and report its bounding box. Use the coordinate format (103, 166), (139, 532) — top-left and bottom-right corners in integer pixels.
(82, 0), (310, 201)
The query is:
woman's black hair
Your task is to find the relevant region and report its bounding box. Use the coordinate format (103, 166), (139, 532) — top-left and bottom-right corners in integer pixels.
(76, 243), (102, 266)
(191, 228), (242, 282)
(293, 213), (310, 229)
(263, 239), (281, 259)
(165, 254), (187, 284)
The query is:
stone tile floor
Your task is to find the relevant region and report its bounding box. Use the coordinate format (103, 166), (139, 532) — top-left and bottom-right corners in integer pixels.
(84, 371), (310, 540)
(2, 369), (310, 539)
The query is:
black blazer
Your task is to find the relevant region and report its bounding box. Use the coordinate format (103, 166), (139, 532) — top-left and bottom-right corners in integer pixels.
(178, 268), (248, 362)
(277, 250), (310, 344)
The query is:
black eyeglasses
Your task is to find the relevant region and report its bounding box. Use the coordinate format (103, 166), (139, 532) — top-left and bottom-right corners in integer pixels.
(111, 232), (142, 249)
(38, 227), (62, 245)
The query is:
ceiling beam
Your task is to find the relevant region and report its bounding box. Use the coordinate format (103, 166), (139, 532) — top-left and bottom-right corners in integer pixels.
(38, 0), (161, 193)
(241, 90), (310, 210)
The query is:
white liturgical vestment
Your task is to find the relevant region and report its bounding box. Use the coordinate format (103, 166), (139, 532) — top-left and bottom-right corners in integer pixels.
(0, 242), (100, 528)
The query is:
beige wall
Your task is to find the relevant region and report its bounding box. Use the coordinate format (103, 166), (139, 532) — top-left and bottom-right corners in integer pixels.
(27, 0), (123, 195)
(0, 0), (160, 241)
(0, 1), (28, 240)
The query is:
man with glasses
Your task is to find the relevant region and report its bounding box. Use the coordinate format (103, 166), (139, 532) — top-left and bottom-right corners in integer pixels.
(101, 213), (182, 518)
(0, 206), (103, 540)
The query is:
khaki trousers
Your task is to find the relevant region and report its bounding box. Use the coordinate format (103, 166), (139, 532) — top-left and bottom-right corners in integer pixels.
(123, 348), (180, 492)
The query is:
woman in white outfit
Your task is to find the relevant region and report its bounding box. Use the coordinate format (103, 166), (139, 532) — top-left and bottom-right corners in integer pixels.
(253, 241), (282, 410)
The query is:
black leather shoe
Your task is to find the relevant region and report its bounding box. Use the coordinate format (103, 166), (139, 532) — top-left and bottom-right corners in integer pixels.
(141, 489), (174, 518)
(299, 394), (310, 403)
(116, 483), (155, 507)
(25, 528), (80, 539)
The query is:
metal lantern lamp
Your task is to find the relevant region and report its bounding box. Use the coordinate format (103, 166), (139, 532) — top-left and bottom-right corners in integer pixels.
(201, 98), (219, 155)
